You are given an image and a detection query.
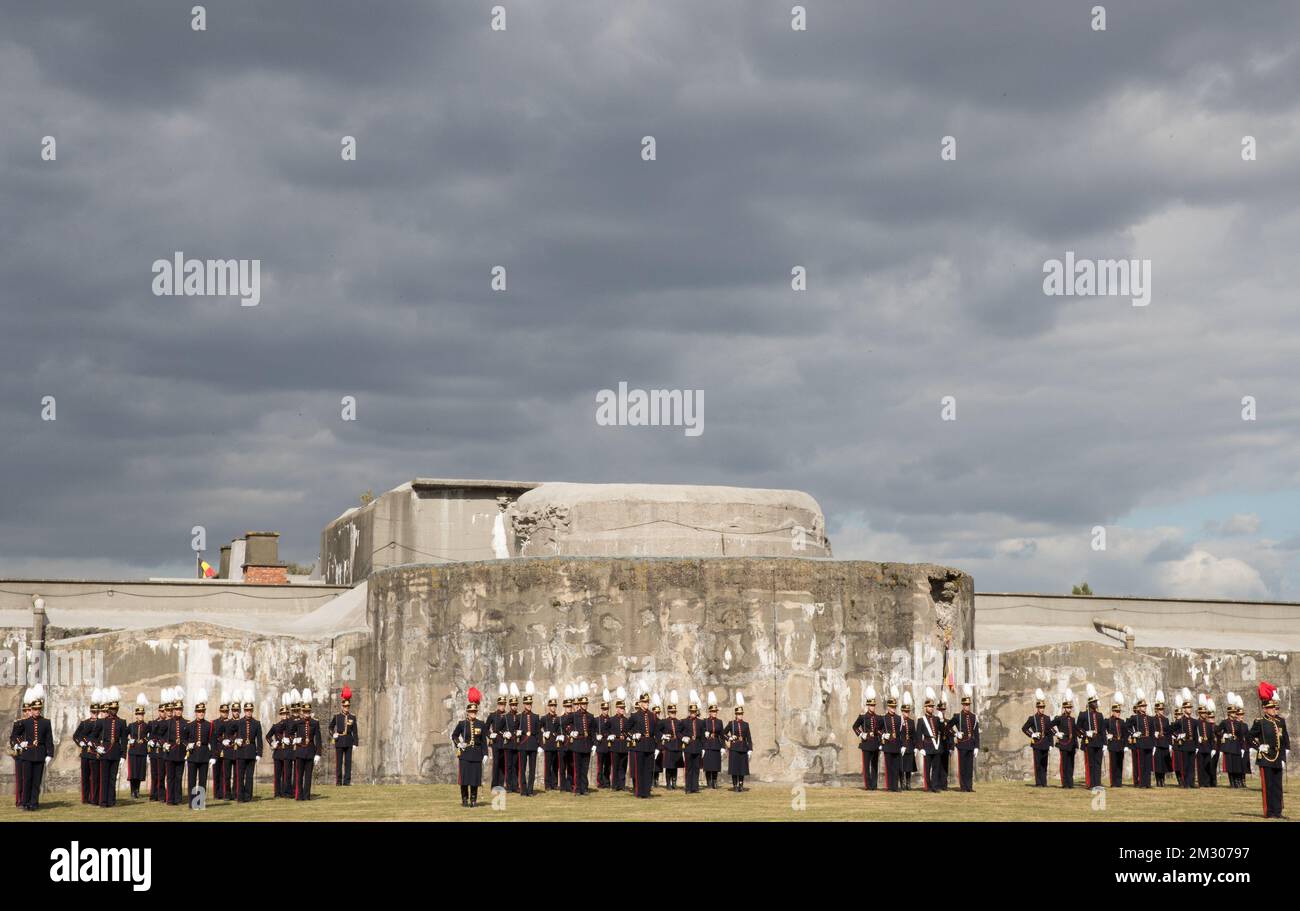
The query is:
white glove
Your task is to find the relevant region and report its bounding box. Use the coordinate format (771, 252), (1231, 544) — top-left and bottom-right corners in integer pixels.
(187, 742), (196, 750)
(748, 750), (753, 757)
(209, 758), (216, 765)
(592, 747), (596, 754)
(44, 756), (52, 764)
(654, 750), (660, 759)
(974, 748), (979, 756)
(542, 731), (550, 740)
(503, 731), (512, 740)
(97, 746), (105, 754)
(557, 735), (565, 743)
(222, 739), (230, 746)
(313, 756), (320, 764)
(489, 731), (498, 739)
(537, 747), (543, 754)
(19, 741), (28, 749)
(682, 737), (691, 744)
(860, 732), (868, 741)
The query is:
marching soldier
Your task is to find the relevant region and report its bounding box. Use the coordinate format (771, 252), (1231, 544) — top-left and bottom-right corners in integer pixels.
(1126, 693), (1154, 788)
(916, 688), (945, 792)
(726, 694), (753, 792)
(515, 689), (540, 796)
(681, 698), (705, 793)
(1077, 685), (1105, 789)
(608, 694), (631, 791)
(880, 690), (905, 792)
(1172, 694), (1198, 787)
(541, 688), (563, 790)
(74, 695), (100, 805)
(628, 692), (657, 798)
(14, 686), (53, 811)
(293, 691), (321, 800)
(488, 690), (509, 790)
(899, 692), (917, 789)
(852, 686), (883, 790)
(1249, 682), (1290, 819)
(127, 694), (149, 799)
(1152, 692), (1172, 787)
(231, 692), (264, 802)
(658, 698), (684, 789)
(184, 691), (214, 800)
(1052, 691), (1077, 788)
(952, 685), (980, 792)
(1196, 698), (1217, 787)
(95, 689), (124, 807)
(569, 694), (596, 794)
(701, 695), (725, 789)
(595, 690), (613, 789)
(329, 686), (359, 786)
(1021, 689), (1053, 787)
(1103, 693), (1126, 787)
(452, 696), (489, 807)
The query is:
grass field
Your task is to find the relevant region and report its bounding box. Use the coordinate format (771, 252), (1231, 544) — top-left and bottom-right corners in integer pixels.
(1, 778), (1289, 822)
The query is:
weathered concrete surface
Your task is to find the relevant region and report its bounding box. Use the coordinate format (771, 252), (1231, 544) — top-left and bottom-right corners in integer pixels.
(2, 619), (372, 793)
(976, 592), (1300, 651)
(365, 557), (972, 785)
(983, 640), (1298, 781)
(509, 483), (831, 559)
(320, 479), (538, 585)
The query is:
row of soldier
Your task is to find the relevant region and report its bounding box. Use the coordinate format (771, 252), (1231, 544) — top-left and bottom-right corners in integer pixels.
(9, 683), (361, 811)
(452, 684), (754, 806)
(851, 685), (983, 793)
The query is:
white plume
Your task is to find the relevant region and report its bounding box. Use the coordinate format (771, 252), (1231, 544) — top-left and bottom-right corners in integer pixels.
(962, 683), (972, 697)
(498, 682), (508, 697)
(136, 692), (148, 706)
(548, 685), (558, 699)
(902, 690), (913, 706)
(525, 680), (535, 696)
(670, 689), (678, 704)
(509, 682), (519, 697)
(616, 686), (626, 700)
(707, 690), (716, 705)
(890, 684), (899, 700)
(1155, 690), (1164, 703)
(1114, 692), (1125, 705)
(925, 686), (936, 701)
(865, 685), (876, 700)
(1034, 688), (1045, 701)
(736, 691), (744, 707)
(1085, 683), (1096, 698)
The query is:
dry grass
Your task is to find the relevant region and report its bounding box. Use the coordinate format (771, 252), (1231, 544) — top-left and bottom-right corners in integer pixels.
(1, 777), (1287, 822)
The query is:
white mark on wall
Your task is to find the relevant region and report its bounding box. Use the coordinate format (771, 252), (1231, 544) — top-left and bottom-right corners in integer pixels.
(491, 513), (509, 559)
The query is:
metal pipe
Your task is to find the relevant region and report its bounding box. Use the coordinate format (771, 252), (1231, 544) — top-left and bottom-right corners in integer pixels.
(1092, 617), (1134, 650)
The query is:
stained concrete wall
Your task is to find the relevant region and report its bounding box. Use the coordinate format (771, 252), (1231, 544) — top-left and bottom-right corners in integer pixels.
(364, 556), (972, 785)
(509, 483), (831, 559)
(982, 639), (1298, 781)
(320, 479), (538, 586)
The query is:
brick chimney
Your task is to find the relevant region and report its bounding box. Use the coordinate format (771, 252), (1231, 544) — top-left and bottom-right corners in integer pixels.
(241, 531), (287, 585)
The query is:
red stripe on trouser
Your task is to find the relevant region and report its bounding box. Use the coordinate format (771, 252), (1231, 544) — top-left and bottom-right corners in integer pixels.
(923, 757), (929, 791)
(1260, 768), (1267, 815)
(1059, 753), (1063, 784)
(861, 752), (867, 788)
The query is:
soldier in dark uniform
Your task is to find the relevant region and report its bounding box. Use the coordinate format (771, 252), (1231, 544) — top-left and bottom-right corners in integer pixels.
(1126, 695), (1154, 788)
(515, 692), (540, 796)
(628, 693), (657, 798)
(658, 701), (683, 789)
(329, 688), (359, 786)
(935, 695), (953, 790)
(1249, 683), (1289, 819)
(1077, 687), (1105, 789)
(701, 697), (725, 789)
(541, 692), (563, 790)
(212, 698), (231, 800)
(231, 695), (263, 802)
(608, 697), (631, 791)
(1052, 692), (1077, 788)
(650, 696), (664, 787)
(15, 687), (54, 811)
(95, 692), (124, 807)
(1196, 700), (1217, 787)
(1021, 689), (1053, 787)
(184, 694), (214, 800)
(952, 688), (980, 792)
(487, 694), (509, 790)
(680, 701), (705, 793)
(147, 697), (167, 801)
(726, 698), (753, 792)
(569, 695), (596, 794)
(852, 687), (883, 790)
(594, 695), (613, 789)
(163, 693), (188, 805)
(1151, 694), (1172, 787)
(559, 694), (574, 791)
(899, 695), (917, 789)
(10, 699), (30, 807)
(74, 697), (100, 805)
(916, 690), (945, 792)
(293, 694), (321, 800)
(127, 696), (149, 798)
(1171, 698), (1198, 787)
(1103, 694), (1126, 787)
(504, 694), (522, 793)
(1219, 695), (1248, 788)
(452, 699), (489, 807)
(880, 694), (904, 792)
(268, 701), (289, 797)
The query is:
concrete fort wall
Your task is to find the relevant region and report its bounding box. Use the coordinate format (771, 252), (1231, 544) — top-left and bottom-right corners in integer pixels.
(364, 556), (973, 785)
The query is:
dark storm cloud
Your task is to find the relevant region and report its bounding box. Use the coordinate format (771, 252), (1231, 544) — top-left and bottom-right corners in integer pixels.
(2, 1), (1299, 595)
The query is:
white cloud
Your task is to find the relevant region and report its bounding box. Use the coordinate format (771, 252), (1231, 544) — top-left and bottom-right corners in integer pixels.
(1157, 549), (1269, 600)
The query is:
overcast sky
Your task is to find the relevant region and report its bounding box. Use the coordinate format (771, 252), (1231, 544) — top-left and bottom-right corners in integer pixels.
(3, 1), (1299, 600)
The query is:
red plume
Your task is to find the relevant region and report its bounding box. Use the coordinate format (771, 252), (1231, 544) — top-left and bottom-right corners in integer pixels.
(341, 685), (352, 701)
(1258, 681), (1276, 702)
(468, 686), (482, 705)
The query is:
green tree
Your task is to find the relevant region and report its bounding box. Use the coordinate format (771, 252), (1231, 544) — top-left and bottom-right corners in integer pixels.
(1071, 582), (1094, 596)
